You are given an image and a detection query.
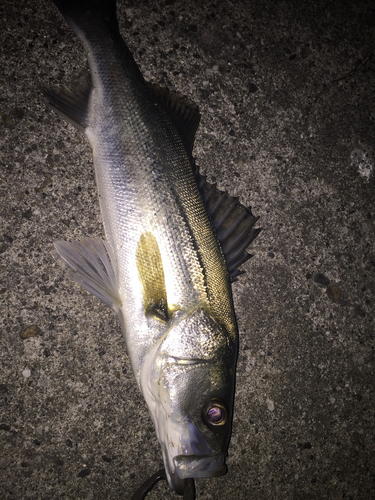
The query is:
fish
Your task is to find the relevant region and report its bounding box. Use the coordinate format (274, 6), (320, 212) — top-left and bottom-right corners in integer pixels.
(45, 0), (260, 495)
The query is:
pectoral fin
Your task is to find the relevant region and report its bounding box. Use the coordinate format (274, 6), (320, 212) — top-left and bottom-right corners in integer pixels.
(136, 232), (169, 322)
(52, 238), (122, 312)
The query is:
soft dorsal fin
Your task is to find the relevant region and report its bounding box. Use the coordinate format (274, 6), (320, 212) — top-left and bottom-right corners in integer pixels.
(136, 232), (169, 322)
(192, 159), (261, 281)
(52, 238), (122, 312)
(147, 83), (200, 156)
(43, 69), (92, 132)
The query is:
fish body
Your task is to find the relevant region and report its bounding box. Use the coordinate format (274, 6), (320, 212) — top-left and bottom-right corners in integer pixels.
(47, 0), (259, 494)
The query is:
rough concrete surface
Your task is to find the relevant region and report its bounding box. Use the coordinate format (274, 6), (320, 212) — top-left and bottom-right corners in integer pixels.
(1, 0), (374, 499)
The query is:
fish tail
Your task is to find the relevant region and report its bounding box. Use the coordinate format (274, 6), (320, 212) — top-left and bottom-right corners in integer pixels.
(52, 0), (119, 39)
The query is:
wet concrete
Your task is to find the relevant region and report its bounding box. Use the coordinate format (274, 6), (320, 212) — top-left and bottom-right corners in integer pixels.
(1, 0), (374, 498)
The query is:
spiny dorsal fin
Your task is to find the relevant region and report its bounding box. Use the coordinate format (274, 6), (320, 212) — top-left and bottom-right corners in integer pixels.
(52, 238), (122, 312)
(43, 69), (92, 132)
(147, 83), (200, 156)
(136, 232), (169, 322)
(192, 159), (261, 281)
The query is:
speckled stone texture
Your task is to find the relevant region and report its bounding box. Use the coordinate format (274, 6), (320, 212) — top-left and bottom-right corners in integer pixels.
(1, 0), (374, 499)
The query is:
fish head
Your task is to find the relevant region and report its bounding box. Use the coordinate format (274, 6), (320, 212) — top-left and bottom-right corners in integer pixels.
(141, 308), (237, 494)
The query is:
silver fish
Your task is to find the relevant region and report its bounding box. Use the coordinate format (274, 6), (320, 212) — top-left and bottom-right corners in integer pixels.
(46, 0), (259, 494)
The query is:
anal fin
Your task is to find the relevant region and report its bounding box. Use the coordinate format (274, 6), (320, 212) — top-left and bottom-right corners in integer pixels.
(43, 69), (92, 133)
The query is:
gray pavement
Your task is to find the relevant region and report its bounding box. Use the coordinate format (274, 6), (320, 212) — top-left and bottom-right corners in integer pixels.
(1, 0), (374, 498)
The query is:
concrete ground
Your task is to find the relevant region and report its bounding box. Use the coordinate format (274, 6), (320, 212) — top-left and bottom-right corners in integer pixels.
(1, 0), (374, 498)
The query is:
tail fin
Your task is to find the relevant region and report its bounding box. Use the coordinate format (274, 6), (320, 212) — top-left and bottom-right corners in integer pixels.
(52, 0), (119, 38)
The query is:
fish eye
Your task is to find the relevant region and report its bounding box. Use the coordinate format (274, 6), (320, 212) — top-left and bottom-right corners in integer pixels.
(203, 399), (228, 427)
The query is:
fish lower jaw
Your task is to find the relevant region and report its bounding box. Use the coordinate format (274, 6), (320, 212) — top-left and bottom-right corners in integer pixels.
(166, 356), (214, 366)
(173, 452), (227, 479)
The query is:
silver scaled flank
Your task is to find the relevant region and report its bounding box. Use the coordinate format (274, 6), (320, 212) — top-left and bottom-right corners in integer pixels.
(46, 0), (259, 494)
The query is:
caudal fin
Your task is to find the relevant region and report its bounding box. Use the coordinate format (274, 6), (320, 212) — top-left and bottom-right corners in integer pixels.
(51, 0), (119, 38)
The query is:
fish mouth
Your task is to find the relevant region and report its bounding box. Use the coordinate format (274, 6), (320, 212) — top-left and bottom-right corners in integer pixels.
(173, 452), (227, 479)
(160, 416), (228, 491)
